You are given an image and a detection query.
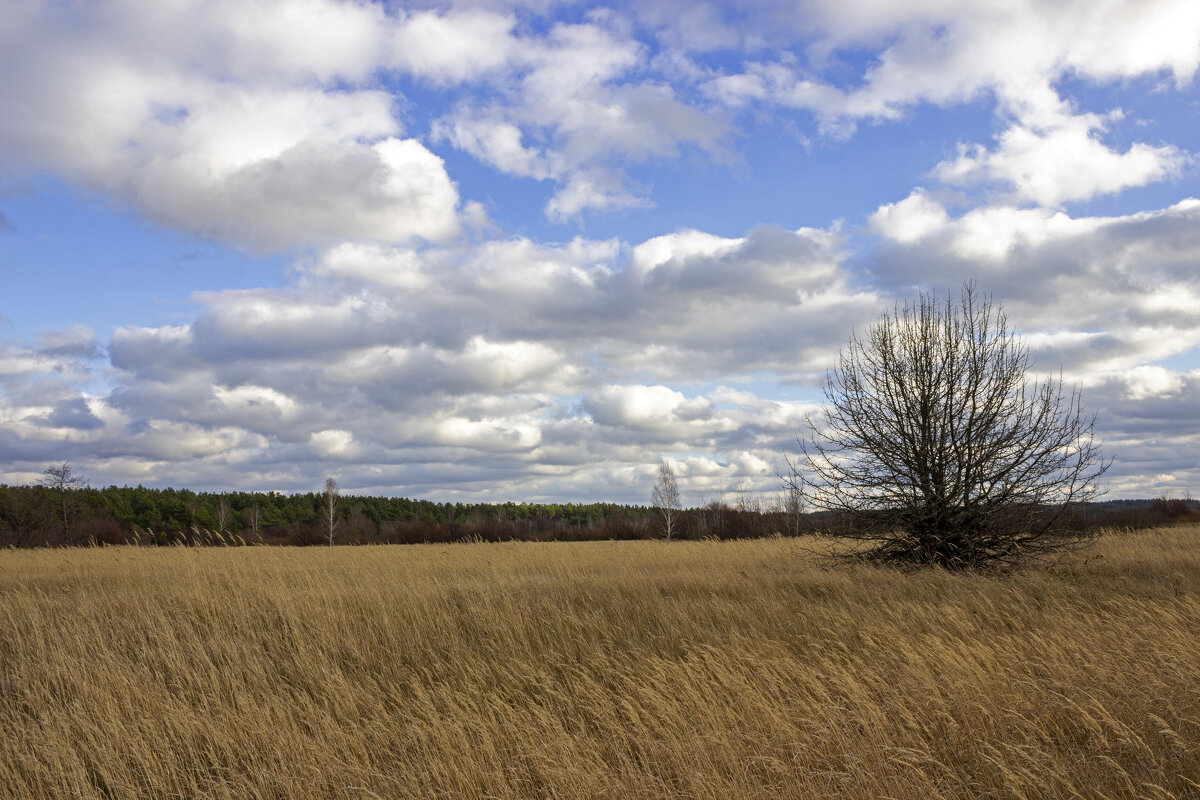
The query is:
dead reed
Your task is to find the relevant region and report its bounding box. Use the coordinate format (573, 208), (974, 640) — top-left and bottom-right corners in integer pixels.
(2, 527), (1198, 799)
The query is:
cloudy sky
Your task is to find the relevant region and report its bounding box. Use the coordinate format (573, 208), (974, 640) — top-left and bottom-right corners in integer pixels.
(2, 0), (1199, 503)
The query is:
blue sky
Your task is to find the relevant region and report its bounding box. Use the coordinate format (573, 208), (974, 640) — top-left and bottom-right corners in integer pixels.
(2, 0), (1200, 503)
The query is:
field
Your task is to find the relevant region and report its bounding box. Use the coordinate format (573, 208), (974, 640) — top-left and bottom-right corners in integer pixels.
(2, 528), (1199, 799)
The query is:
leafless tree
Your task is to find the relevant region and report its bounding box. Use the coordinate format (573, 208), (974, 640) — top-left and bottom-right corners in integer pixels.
(785, 283), (1109, 568)
(651, 460), (681, 540)
(320, 477), (341, 546)
(214, 497), (232, 537)
(693, 492), (728, 540)
(734, 479), (754, 513)
(247, 502), (263, 542)
(40, 462), (85, 544)
(781, 484), (804, 537)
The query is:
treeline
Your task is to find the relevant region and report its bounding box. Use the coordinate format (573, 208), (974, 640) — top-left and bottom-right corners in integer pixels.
(0, 482), (1197, 548)
(0, 484), (654, 547)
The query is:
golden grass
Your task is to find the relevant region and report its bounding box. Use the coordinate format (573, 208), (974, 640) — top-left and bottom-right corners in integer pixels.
(2, 528), (1199, 799)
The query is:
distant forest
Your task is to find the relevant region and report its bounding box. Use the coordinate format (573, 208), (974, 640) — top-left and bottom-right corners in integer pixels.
(0, 482), (1197, 548)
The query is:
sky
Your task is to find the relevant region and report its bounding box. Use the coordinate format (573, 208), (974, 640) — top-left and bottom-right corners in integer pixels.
(2, 0), (1200, 504)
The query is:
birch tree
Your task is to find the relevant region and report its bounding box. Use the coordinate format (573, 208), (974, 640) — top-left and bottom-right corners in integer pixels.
(320, 477), (341, 546)
(652, 460), (681, 540)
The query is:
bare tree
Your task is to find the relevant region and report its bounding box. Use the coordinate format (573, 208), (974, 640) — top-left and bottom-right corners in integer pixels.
(247, 502), (263, 543)
(651, 460), (681, 540)
(320, 477), (341, 546)
(785, 283), (1109, 568)
(40, 462), (86, 544)
(213, 497), (232, 537)
(781, 484), (804, 537)
(734, 479), (753, 512)
(694, 492), (727, 539)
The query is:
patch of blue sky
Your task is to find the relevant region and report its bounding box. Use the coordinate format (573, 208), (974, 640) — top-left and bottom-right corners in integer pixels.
(0, 175), (288, 343)
(1160, 350), (1200, 373)
(1056, 73), (1200, 218)
(433, 93), (1000, 247)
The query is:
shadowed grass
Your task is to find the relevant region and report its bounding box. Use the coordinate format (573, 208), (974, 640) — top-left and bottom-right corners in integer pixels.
(2, 527), (1198, 798)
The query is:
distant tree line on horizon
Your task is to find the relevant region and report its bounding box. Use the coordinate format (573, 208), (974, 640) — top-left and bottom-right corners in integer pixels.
(0, 474), (1197, 549)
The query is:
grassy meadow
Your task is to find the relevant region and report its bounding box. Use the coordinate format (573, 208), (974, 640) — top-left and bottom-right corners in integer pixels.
(2, 528), (1199, 799)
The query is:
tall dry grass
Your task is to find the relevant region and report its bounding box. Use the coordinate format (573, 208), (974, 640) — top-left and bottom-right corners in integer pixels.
(2, 527), (1198, 799)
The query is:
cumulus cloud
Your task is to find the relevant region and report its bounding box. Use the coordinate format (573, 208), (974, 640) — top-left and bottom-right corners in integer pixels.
(40, 398), (105, 431)
(36, 325), (101, 359)
(6, 0), (1196, 237)
(705, 0), (1199, 204)
(429, 17), (729, 218)
(3, 1), (1200, 502)
(1074, 367), (1200, 496)
(869, 195), (1200, 350)
(145, 137), (462, 249)
(438, 115), (556, 180)
(0, 1), (462, 250)
(6, 203), (1200, 498)
(869, 189), (949, 243)
(705, 0), (1200, 124)
(934, 106), (1188, 207)
(1120, 366), (1187, 401)
(0, 1), (743, 231)
(0, 221), (871, 499)
(864, 194), (1200, 494)
(389, 8), (519, 85)
(544, 170), (653, 221)
(585, 385), (714, 434)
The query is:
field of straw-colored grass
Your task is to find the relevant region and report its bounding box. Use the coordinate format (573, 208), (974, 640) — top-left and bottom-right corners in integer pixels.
(2, 527), (1199, 799)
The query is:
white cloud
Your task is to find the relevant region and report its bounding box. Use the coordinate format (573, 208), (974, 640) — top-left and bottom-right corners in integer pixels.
(431, 416), (543, 453)
(706, 0), (1199, 205)
(6, 201), (1200, 499)
(1, 1), (744, 232)
(585, 385), (711, 431)
(140, 137), (462, 249)
(389, 9), (519, 84)
(5, 0), (1199, 239)
(631, 229), (744, 273)
(437, 116), (556, 180)
(429, 16), (730, 218)
(945, 206), (1096, 263)
(711, 0), (1200, 124)
(0, 221), (874, 499)
(4, 1), (1200, 502)
(545, 169), (652, 221)
(1121, 366), (1186, 400)
(0, 1), (463, 250)
(935, 108), (1188, 207)
(310, 429), (358, 459)
(870, 197), (1200, 335)
(868, 189), (949, 243)
(307, 242), (430, 290)
(213, 384), (301, 428)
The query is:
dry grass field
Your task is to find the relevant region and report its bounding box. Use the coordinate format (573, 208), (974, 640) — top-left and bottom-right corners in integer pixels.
(2, 527), (1199, 799)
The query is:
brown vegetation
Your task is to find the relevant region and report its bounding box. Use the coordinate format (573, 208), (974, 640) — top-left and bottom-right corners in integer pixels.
(2, 527), (1199, 798)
